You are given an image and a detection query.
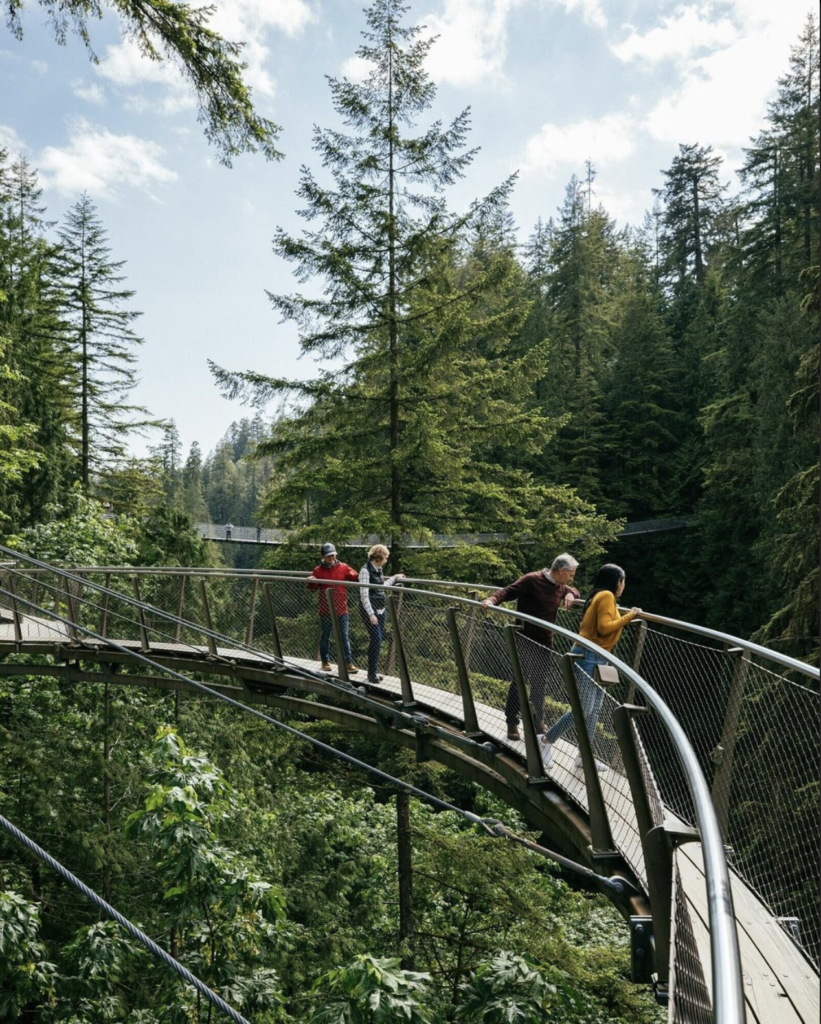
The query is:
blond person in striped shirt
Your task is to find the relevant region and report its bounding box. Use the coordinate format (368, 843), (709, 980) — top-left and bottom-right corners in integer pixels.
(359, 545), (406, 683)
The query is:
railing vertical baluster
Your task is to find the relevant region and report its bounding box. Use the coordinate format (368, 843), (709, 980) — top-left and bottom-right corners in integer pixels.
(627, 619), (648, 704)
(174, 576), (185, 643)
(326, 591), (350, 683)
(132, 578), (150, 653)
(385, 589), (404, 676)
(262, 583), (283, 659)
(612, 703), (699, 996)
(386, 594), (415, 707)
(245, 578), (259, 647)
(446, 608), (481, 736)
(503, 626), (547, 782)
(7, 573), (22, 644)
(559, 654), (616, 854)
(711, 647), (749, 841)
(61, 578), (77, 641)
(197, 578), (218, 657)
(100, 573), (111, 639)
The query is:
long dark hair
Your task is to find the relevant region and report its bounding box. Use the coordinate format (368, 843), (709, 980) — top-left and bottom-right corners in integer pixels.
(583, 563), (626, 613)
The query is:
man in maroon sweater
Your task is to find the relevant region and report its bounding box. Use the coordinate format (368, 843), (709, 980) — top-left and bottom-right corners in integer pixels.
(307, 543), (360, 674)
(481, 553), (580, 740)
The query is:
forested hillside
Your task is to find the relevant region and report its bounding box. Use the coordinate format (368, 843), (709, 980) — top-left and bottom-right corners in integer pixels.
(0, 3), (817, 1018)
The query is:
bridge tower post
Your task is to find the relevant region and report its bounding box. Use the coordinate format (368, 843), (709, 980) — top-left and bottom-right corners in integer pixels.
(262, 584), (283, 659)
(711, 647), (749, 841)
(386, 595), (416, 708)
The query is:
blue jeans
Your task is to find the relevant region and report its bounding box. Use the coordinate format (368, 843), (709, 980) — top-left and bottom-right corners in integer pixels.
(544, 646), (606, 745)
(319, 613), (352, 665)
(359, 607), (385, 679)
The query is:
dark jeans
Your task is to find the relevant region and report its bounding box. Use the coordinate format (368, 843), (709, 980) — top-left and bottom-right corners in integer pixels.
(544, 646), (606, 745)
(359, 607), (385, 679)
(319, 613), (352, 665)
(505, 638), (552, 732)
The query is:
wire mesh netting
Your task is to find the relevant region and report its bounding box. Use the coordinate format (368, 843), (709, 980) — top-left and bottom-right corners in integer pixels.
(1, 564), (818, 984)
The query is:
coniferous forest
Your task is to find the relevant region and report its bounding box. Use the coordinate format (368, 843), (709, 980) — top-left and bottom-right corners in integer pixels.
(0, 0), (818, 1020)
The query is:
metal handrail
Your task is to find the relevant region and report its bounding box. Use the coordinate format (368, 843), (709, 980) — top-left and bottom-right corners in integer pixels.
(0, 550), (745, 1022)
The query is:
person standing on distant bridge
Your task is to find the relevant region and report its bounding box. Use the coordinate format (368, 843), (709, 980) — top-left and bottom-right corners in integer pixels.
(308, 543), (360, 675)
(540, 563), (641, 770)
(358, 544), (406, 684)
(481, 553), (580, 740)
(225, 522), (233, 541)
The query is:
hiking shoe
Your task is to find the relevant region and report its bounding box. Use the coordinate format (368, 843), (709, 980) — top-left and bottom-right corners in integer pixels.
(321, 662), (332, 672)
(539, 736), (553, 769)
(368, 673), (384, 683)
(507, 725), (522, 741)
(347, 663), (360, 674)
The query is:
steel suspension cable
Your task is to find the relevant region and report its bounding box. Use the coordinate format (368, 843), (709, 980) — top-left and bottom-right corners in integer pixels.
(0, 812), (252, 1024)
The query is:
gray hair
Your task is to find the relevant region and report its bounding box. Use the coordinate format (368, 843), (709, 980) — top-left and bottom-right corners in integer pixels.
(551, 553), (579, 571)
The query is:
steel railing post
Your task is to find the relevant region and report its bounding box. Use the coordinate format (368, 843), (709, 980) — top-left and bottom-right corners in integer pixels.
(174, 575), (185, 643)
(503, 626), (547, 783)
(262, 583), (283, 659)
(132, 578), (150, 653)
(385, 589), (404, 676)
(100, 573), (111, 639)
(326, 590), (350, 683)
(711, 647), (749, 841)
(559, 653), (617, 855)
(245, 578), (259, 647)
(197, 579), (218, 657)
(626, 619), (648, 704)
(613, 704), (698, 994)
(386, 594), (415, 706)
(446, 608), (481, 737)
(7, 572), (22, 644)
(61, 578), (77, 641)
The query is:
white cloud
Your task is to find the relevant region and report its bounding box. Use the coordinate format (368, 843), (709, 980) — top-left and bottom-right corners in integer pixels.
(95, 0), (313, 109)
(422, 0), (525, 87)
(72, 79), (107, 105)
(640, 0), (814, 149)
(612, 4), (738, 63)
(555, 0), (606, 31)
(341, 55), (373, 84)
(520, 112), (636, 177)
(38, 120), (178, 199)
(0, 124), (27, 158)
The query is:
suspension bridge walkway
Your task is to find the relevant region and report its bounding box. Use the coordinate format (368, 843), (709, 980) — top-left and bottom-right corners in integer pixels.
(0, 553), (817, 1024)
(198, 516), (697, 546)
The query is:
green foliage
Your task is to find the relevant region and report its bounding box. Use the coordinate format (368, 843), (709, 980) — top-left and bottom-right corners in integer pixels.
(135, 504), (209, 566)
(455, 951), (577, 1022)
(4, 0), (283, 165)
(0, 891), (55, 1019)
(309, 954), (432, 1024)
(4, 488), (138, 564)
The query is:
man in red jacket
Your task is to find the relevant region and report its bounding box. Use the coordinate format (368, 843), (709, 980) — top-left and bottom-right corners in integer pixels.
(307, 543), (360, 674)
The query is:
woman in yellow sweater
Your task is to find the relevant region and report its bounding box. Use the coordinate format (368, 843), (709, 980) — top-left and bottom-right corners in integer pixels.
(541, 564), (641, 768)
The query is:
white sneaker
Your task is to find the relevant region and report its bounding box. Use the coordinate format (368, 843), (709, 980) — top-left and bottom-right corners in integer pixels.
(574, 754), (609, 774)
(538, 735), (553, 769)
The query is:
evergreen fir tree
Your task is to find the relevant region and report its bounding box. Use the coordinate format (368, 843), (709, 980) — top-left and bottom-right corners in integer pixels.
(56, 193), (154, 489)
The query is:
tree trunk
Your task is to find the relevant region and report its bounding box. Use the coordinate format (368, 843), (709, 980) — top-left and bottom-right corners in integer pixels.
(397, 789), (414, 969)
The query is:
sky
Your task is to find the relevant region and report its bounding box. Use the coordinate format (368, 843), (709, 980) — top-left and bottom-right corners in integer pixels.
(1, 0), (815, 461)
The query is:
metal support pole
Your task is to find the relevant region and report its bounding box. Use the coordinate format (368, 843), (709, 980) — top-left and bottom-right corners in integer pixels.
(613, 704), (698, 989)
(385, 590), (403, 676)
(245, 578), (259, 647)
(386, 594), (415, 707)
(711, 647), (749, 840)
(446, 608), (481, 736)
(100, 573), (111, 639)
(174, 576), (185, 643)
(503, 626), (547, 783)
(326, 591), (350, 683)
(197, 579), (218, 657)
(61, 578), (77, 641)
(7, 573), (22, 644)
(132, 578), (150, 653)
(262, 583), (283, 659)
(560, 653), (616, 855)
(627, 619), (648, 704)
